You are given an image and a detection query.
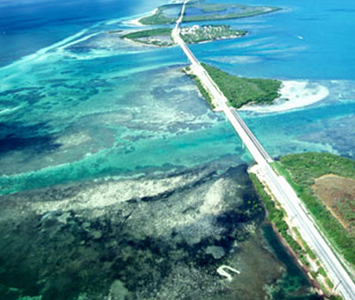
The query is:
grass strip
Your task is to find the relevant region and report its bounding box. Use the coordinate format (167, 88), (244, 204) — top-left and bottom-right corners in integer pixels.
(278, 152), (355, 266)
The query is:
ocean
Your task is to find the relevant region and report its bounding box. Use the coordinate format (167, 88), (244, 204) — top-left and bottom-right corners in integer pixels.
(0, 0), (354, 298)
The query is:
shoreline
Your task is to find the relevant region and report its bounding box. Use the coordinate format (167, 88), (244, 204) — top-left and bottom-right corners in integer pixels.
(239, 80), (329, 113)
(249, 168), (329, 298)
(122, 35), (243, 48)
(122, 8), (158, 27)
(267, 220), (323, 295)
(121, 37), (173, 48)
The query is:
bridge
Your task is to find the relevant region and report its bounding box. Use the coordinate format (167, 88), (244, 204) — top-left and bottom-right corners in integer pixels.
(172, 1), (355, 300)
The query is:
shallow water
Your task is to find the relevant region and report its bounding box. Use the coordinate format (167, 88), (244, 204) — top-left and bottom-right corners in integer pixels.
(0, 165), (320, 300)
(1, 0), (354, 298)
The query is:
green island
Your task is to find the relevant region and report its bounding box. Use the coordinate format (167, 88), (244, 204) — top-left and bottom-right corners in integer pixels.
(140, 2), (280, 25)
(121, 28), (173, 47)
(272, 152), (355, 268)
(202, 63), (282, 109)
(181, 25), (247, 44)
(121, 25), (246, 47)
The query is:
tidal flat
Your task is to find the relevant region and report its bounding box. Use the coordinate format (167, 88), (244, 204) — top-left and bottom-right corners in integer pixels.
(0, 164), (320, 300)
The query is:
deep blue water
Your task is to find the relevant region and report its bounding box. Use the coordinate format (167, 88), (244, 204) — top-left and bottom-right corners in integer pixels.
(197, 0), (355, 80)
(0, 0), (167, 66)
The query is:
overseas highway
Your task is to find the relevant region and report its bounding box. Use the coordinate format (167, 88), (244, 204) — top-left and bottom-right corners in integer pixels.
(172, 1), (355, 299)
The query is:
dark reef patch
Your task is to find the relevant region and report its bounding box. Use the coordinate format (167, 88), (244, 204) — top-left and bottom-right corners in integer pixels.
(0, 121), (60, 155)
(0, 164), (318, 299)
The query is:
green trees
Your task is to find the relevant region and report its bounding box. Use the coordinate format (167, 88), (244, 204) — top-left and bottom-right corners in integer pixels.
(279, 153), (355, 266)
(121, 28), (172, 39)
(186, 73), (215, 109)
(202, 63), (281, 108)
(139, 3), (280, 26)
(121, 28), (173, 47)
(249, 174), (302, 255)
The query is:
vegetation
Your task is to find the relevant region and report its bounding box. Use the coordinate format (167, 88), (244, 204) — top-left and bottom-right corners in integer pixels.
(140, 3), (280, 25)
(276, 152), (355, 266)
(202, 63), (281, 109)
(293, 228), (317, 260)
(249, 174), (307, 261)
(107, 30), (123, 34)
(183, 5), (280, 24)
(186, 72), (215, 109)
(122, 25), (247, 47)
(181, 25), (247, 44)
(196, 3), (228, 13)
(310, 271), (318, 279)
(318, 267), (327, 277)
(122, 28), (172, 39)
(249, 169), (349, 298)
(121, 28), (173, 47)
(140, 4), (179, 25)
(325, 278), (334, 289)
(330, 295), (343, 300)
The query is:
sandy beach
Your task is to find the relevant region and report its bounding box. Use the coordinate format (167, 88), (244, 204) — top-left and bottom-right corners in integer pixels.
(239, 80), (329, 113)
(122, 17), (143, 27)
(122, 8), (158, 27)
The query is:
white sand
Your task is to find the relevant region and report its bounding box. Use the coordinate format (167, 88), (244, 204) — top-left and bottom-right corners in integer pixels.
(239, 80), (329, 113)
(217, 265), (240, 281)
(122, 17), (144, 27)
(122, 8), (158, 27)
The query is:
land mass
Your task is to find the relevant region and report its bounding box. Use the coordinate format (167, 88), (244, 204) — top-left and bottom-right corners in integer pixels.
(120, 25), (247, 47)
(250, 153), (355, 298)
(120, 28), (173, 47)
(140, 2), (280, 25)
(181, 25), (247, 44)
(201, 63), (282, 109)
(273, 152), (355, 269)
(239, 81), (329, 113)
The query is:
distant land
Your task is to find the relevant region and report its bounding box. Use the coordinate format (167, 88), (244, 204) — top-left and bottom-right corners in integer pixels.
(111, 1), (354, 298)
(118, 1), (282, 110)
(139, 2), (280, 25)
(119, 25), (247, 47)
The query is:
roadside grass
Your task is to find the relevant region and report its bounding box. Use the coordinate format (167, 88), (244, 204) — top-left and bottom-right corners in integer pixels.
(276, 152), (355, 267)
(185, 71), (215, 109)
(249, 173), (307, 263)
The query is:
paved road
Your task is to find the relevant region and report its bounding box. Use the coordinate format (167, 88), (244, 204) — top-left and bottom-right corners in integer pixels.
(172, 1), (355, 299)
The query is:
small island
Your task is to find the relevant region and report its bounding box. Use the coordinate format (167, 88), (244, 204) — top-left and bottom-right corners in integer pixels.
(120, 25), (247, 47)
(121, 28), (173, 47)
(140, 2), (280, 25)
(186, 63), (281, 109)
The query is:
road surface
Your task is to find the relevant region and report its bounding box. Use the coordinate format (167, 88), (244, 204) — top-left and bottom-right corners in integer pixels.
(172, 1), (355, 299)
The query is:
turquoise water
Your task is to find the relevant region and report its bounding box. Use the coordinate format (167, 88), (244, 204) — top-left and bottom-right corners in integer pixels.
(0, 0), (354, 298)
(1, 0), (355, 193)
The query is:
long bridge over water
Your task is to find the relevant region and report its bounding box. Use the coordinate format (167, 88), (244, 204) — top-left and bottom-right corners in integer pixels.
(172, 2), (355, 299)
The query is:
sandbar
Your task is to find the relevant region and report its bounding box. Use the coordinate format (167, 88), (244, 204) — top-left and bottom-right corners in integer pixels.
(239, 80), (329, 113)
(122, 9), (158, 27)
